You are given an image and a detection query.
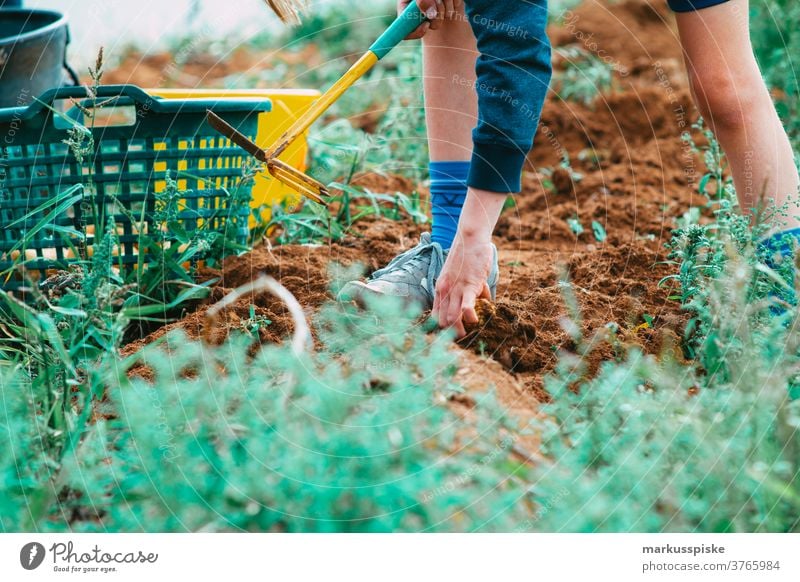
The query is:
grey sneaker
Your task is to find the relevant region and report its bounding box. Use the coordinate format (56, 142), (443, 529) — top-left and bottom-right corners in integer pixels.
(338, 232), (499, 310)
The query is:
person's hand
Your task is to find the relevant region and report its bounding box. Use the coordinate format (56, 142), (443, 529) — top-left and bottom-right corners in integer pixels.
(398, 0), (462, 40)
(432, 187), (506, 339)
(433, 232), (494, 338)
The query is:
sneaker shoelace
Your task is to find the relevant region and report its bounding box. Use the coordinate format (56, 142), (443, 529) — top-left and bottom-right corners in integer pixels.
(370, 233), (445, 299)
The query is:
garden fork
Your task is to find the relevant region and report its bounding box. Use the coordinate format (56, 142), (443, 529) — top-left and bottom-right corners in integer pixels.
(206, 1), (427, 204)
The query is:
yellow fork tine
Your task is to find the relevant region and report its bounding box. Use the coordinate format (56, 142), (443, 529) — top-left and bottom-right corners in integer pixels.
(268, 159), (327, 205)
(269, 163), (325, 200)
(269, 167), (315, 199)
(269, 158), (327, 192)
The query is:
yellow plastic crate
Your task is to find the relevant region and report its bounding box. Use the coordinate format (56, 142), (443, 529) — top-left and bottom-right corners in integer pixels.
(150, 88), (320, 227)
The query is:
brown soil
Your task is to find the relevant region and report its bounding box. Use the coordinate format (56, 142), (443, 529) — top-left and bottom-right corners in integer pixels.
(102, 44), (323, 89)
(549, 0), (683, 74)
(119, 0), (702, 414)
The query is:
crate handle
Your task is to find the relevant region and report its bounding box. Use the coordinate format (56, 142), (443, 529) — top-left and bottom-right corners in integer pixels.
(0, 85), (160, 124)
(0, 84), (272, 125)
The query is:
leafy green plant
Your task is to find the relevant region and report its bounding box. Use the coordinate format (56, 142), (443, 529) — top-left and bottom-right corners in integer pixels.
(2, 290), (534, 532)
(660, 120), (786, 357)
(267, 182), (426, 245)
(0, 52), (255, 451)
(271, 2), (395, 61)
(591, 220), (607, 242)
(554, 46), (614, 106)
(371, 47), (428, 181)
(566, 216), (584, 237)
(541, 152), (584, 194)
(751, 0), (800, 151)
(525, 247), (800, 532)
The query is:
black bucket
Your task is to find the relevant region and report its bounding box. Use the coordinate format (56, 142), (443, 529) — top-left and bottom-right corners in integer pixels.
(0, 9), (78, 108)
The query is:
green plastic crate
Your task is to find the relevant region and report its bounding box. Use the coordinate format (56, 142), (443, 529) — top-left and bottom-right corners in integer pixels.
(0, 84), (271, 292)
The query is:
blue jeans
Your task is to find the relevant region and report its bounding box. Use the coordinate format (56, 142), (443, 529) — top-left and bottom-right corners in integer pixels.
(668, 0), (730, 12)
(464, 0), (552, 194)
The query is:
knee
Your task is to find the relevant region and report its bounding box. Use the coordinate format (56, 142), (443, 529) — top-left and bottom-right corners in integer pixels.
(687, 67), (761, 133)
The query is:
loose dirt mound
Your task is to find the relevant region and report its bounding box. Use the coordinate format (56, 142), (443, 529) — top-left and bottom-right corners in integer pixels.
(121, 0), (701, 406)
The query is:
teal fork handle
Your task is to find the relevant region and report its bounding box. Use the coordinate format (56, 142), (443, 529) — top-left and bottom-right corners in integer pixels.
(368, 2), (428, 60)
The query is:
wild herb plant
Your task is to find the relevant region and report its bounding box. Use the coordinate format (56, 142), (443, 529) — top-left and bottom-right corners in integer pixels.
(751, 0), (800, 151)
(307, 118), (376, 186)
(554, 46), (614, 106)
(3, 292), (534, 532)
(371, 47), (428, 181)
(523, 114), (800, 532)
(4, 0), (800, 536)
(527, 250), (800, 532)
(272, 2), (395, 61)
(661, 121), (793, 357)
(0, 49), (257, 488)
(267, 182), (426, 245)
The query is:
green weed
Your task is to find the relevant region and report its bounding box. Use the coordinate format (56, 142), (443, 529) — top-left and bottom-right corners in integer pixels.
(3, 0), (800, 536)
(527, 248), (800, 532)
(751, 0), (800, 151)
(267, 182), (426, 245)
(2, 291), (533, 532)
(554, 46), (615, 106)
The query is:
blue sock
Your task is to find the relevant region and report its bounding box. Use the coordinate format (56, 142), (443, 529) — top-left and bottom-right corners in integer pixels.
(759, 227), (800, 308)
(760, 227), (800, 263)
(429, 160), (470, 250)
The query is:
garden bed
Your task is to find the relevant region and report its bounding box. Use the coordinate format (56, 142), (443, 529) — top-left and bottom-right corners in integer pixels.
(120, 0), (697, 405)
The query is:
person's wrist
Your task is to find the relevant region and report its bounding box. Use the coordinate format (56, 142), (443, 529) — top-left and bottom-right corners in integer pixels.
(454, 188), (504, 245)
(455, 224), (493, 245)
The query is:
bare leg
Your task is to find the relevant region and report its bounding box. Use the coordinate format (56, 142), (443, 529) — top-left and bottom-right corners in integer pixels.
(422, 10), (478, 162)
(676, 0), (800, 230)
(338, 10), (484, 307)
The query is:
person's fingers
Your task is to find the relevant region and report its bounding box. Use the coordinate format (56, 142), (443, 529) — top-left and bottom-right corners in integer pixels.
(435, 291), (450, 329)
(424, 0), (443, 30)
(461, 288), (479, 326)
(405, 21), (430, 40)
(479, 281), (492, 300)
(462, 305), (479, 327)
(416, 0), (439, 20)
(446, 288), (464, 332)
(438, 282), (465, 337)
(433, 277), (447, 324)
(452, 304), (467, 339)
(435, 0), (446, 22)
(433, 274), (445, 316)
(443, 0), (456, 20)
(402, 0), (439, 36)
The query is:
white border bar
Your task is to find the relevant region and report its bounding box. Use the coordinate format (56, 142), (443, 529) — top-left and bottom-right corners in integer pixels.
(2, 534), (799, 581)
